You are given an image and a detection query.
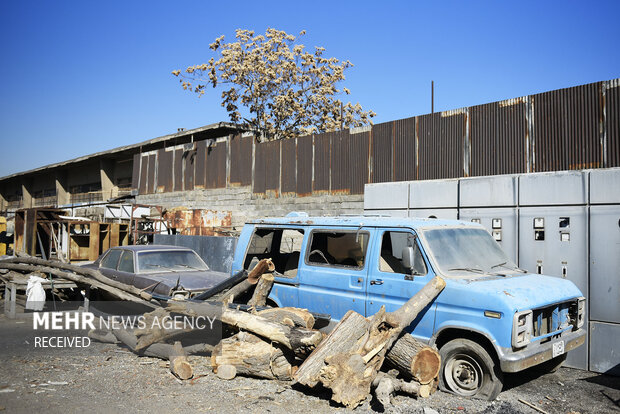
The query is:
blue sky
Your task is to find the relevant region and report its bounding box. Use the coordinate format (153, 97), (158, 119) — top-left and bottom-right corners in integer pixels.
(1, 0), (618, 177)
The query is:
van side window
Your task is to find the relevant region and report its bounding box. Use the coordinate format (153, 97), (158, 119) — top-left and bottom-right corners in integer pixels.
(307, 230), (369, 269)
(244, 228), (304, 278)
(380, 231), (427, 275)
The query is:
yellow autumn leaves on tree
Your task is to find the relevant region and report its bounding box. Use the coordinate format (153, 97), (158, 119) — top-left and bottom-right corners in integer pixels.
(173, 28), (375, 141)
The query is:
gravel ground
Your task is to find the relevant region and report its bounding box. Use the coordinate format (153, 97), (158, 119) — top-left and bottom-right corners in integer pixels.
(0, 310), (618, 414)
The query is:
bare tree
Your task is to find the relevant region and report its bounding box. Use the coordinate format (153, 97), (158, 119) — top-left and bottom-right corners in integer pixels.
(173, 29), (375, 140)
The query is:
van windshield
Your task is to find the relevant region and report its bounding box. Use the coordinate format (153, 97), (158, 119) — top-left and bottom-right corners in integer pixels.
(420, 227), (521, 277)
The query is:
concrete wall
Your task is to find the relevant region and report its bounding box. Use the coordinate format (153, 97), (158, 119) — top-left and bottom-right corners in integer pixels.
(136, 185), (364, 229)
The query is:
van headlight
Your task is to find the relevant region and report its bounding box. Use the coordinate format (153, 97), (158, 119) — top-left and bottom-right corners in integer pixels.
(512, 310), (532, 348)
(576, 297), (585, 329)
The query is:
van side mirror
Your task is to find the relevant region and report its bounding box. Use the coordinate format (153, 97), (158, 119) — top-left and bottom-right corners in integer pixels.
(402, 246), (415, 272)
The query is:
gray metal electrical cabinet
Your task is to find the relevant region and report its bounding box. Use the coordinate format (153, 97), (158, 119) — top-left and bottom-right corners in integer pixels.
(518, 206), (589, 369)
(518, 171), (589, 369)
(409, 179), (458, 220)
(589, 321), (620, 376)
(459, 175), (519, 262)
(364, 209), (409, 218)
(364, 182), (409, 211)
(460, 208), (518, 263)
(588, 168), (620, 374)
(408, 208), (458, 220)
(589, 204), (620, 324)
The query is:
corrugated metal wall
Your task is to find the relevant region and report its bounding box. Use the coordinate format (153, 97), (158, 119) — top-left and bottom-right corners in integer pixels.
(134, 78), (619, 197)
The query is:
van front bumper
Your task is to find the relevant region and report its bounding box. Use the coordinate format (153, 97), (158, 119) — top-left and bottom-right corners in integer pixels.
(498, 328), (586, 373)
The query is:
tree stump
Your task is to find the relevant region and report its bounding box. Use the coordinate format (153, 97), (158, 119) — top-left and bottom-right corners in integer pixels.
(211, 332), (295, 380)
(169, 341), (193, 380)
(386, 333), (441, 384)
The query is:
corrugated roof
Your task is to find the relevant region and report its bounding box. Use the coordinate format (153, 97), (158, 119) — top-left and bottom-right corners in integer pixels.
(0, 121), (244, 182)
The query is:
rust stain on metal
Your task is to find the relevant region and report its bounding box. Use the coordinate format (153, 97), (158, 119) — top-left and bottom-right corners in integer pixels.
(164, 208), (232, 236)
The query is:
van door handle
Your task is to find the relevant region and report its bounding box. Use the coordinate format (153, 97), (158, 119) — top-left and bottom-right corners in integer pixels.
(370, 279), (383, 285)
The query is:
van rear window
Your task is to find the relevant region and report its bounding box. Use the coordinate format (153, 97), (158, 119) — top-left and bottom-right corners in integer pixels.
(307, 230), (369, 269)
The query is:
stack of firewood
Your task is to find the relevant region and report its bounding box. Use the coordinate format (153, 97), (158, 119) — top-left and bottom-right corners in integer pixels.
(0, 256), (445, 409)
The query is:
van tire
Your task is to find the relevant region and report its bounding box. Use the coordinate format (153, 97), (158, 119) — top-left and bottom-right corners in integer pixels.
(439, 338), (503, 400)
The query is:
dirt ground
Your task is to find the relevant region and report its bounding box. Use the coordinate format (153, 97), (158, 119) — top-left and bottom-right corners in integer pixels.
(0, 310), (618, 414)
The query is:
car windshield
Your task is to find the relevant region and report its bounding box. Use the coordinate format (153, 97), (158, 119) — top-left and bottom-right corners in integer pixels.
(137, 250), (209, 274)
(420, 227), (520, 277)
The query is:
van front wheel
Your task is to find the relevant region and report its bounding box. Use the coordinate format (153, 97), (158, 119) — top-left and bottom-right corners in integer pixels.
(439, 338), (503, 400)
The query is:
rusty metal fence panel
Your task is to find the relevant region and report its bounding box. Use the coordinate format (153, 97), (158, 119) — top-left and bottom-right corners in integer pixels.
(497, 99), (527, 174)
(296, 135), (313, 196)
(370, 122), (393, 183)
(330, 130), (350, 194)
(195, 140), (207, 189)
(230, 135), (252, 186)
(147, 153), (157, 194)
(173, 148), (183, 192)
(138, 154), (148, 195)
(132, 153), (141, 191)
(205, 141), (227, 189)
(264, 140), (280, 194)
(157, 148), (173, 193)
(533, 83), (601, 172)
(184, 149), (195, 191)
(314, 134), (330, 192)
(253, 142), (266, 194)
(281, 138), (296, 195)
(128, 78), (618, 198)
(607, 81), (620, 167)
(470, 103), (497, 176)
(349, 130), (370, 194)
(393, 117), (417, 182)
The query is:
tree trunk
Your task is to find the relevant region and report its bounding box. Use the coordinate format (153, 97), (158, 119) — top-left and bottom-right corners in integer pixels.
(372, 370), (432, 409)
(294, 310), (369, 388)
(111, 328), (212, 359)
(257, 307), (315, 329)
(298, 276), (445, 408)
(132, 307), (196, 351)
(386, 333), (441, 384)
(211, 331), (295, 380)
(166, 301), (322, 357)
(220, 259), (274, 304)
(169, 341), (193, 380)
(1, 256), (154, 301)
(0, 262), (157, 308)
(247, 273), (274, 307)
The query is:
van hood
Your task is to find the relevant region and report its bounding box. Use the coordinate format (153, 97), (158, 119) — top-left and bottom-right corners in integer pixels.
(446, 273), (583, 311)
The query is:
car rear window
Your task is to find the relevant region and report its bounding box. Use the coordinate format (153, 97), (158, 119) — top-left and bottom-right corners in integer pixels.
(100, 249), (121, 270)
(137, 250), (209, 273)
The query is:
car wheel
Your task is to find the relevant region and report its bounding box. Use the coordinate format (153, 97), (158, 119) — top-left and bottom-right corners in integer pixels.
(535, 353), (567, 374)
(439, 338), (503, 400)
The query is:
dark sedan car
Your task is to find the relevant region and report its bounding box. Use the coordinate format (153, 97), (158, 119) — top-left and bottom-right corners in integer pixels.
(85, 245), (230, 300)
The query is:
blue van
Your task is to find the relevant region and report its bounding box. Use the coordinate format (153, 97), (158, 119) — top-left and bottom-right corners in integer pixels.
(231, 213), (586, 399)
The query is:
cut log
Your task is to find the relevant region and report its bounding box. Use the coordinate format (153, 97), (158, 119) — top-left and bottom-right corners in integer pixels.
(132, 308), (196, 351)
(211, 331), (295, 380)
(220, 259), (274, 304)
(372, 370), (432, 409)
(386, 333), (441, 384)
(111, 328), (212, 359)
(88, 329), (118, 344)
(247, 273), (275, 307)
(294, 310), (369, 387)
(166, 301), (322, 356)
(215, 364), (237, 380)
(0, 262), (157, 308)
(169, 341), (193, 380)
(257, 307), (315, 329)
(300, 275), (446, 408)
(1, 257), (154, 301)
